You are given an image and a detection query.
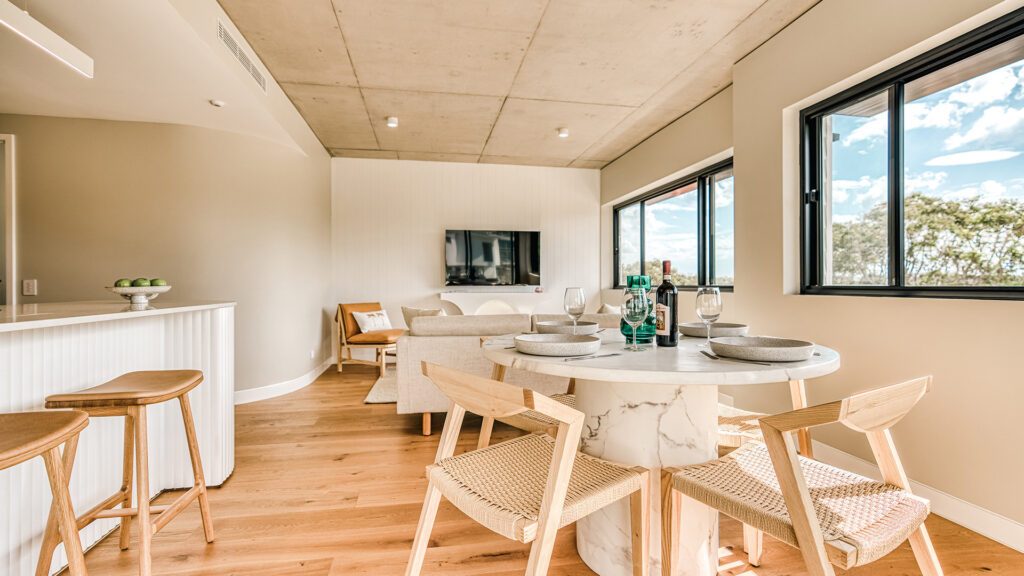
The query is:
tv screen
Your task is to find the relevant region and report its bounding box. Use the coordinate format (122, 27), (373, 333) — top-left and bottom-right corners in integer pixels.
(445, 230), (540, 286)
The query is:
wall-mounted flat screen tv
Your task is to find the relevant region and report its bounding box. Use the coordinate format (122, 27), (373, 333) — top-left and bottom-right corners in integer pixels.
(444, 230), (541, 286)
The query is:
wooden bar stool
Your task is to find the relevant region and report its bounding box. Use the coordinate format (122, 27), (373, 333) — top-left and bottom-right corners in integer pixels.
(0, 411), (89, 576)
(38, 371), (215, 576)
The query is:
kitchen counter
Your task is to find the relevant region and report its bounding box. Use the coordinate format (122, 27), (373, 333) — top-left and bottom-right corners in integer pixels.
(0, 299), (233, 332)
(0, 300), (235, 575)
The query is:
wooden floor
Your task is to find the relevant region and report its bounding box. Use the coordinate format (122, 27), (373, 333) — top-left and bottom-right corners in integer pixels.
(79, 366), (1024, 575)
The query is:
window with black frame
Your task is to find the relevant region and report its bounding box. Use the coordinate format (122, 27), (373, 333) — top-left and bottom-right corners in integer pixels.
(801, 10), (1024, 299)
(613, 160), (734, 289)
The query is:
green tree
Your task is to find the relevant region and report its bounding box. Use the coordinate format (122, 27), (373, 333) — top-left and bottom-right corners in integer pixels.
(831, 193), (1024, 286)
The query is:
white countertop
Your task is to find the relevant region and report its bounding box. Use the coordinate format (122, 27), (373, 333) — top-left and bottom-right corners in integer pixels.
(0, 300), (236, 333)
(482, 332), (840, 386)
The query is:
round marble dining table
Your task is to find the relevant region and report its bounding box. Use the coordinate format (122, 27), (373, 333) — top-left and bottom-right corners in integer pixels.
(482, 331), (840, 576)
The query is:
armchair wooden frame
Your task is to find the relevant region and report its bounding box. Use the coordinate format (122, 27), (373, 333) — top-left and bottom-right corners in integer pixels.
(406, 362), (650, 576)
(662, 376), (943, 576)
(335, 303), (396, 378)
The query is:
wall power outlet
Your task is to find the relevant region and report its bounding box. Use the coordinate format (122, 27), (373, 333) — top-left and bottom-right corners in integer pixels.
(22, 279), (38, 296)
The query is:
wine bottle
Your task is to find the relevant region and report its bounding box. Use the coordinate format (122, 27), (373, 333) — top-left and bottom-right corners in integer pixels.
(655, 260), (678, 347)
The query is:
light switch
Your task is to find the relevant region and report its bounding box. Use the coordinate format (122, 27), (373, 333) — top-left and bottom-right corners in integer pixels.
(22, 279), (37, 296)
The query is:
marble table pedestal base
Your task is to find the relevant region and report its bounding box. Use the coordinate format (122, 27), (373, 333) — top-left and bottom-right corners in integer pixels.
(575, 379), (719, 576)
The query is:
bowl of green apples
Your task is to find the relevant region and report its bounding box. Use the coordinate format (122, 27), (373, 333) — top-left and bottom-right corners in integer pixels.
(107, 278), (171, 310)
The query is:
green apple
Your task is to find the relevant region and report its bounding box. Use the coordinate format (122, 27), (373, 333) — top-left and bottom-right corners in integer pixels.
(132, 278), (151, 287)
(114, 278), (132, 288)
(150, 278), (168, 287)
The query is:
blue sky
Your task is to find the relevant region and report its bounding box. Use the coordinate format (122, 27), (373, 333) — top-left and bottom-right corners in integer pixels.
(830, 59), (1024, 224)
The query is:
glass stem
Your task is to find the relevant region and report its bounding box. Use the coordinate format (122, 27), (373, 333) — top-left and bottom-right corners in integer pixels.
(573, 318), (577, 336)
(632, 324), (638, 351)
(706, 322), (711, 347)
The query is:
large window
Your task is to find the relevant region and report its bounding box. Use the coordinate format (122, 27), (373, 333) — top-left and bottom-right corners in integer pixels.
(802, 10), (1024, 299)
(614, 160), (734, 289)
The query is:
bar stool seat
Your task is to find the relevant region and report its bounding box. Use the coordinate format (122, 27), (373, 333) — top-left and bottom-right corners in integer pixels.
(39, 370), (214, 576)
(46, 370), (203, 408)
(1, 411), (90, 576)
(0, 411), (87, 468)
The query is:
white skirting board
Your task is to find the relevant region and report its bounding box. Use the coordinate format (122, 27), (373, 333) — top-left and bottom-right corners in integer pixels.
(234, 358), (332, 405)
(812, 440), (1024, 553)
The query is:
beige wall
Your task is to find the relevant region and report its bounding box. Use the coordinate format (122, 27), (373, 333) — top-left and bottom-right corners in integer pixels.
(332, 158), (601, 327)
(601, 86), (733, 204)
(0, 113), (333, 392)
(602, 0), (1024, 527)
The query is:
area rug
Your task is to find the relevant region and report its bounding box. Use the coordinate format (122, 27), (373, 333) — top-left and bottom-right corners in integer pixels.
(364, 372), (398, 404)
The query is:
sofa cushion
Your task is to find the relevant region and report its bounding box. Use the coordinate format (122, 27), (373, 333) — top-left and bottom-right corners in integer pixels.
(410, 314), (530, 336)
(401, 306), (445, 327)
(348, 329), (405, 345)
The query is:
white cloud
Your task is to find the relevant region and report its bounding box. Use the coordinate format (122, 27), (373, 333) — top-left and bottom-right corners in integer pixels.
(942, 179), (1007, 203)
(905, 101), (962, 130)
(947, 65), (1020, 110)
(832, 213), (860, 224)
(842, 113), (887, 146)
(829, 175), (887, 206)
(904, 171), (948, 194)
(925, 149), (1021, 166)
(944, 105), (1024, 149)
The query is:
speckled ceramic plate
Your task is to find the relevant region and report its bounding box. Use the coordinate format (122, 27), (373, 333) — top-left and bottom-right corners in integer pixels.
(514, 334), (602, 357)
(679, 322), (749, 338)
(709, 336), (814, 362)
(535, 320), (600, 335)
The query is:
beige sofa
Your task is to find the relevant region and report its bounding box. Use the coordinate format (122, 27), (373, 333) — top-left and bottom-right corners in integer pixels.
(397, 313), (575, 434)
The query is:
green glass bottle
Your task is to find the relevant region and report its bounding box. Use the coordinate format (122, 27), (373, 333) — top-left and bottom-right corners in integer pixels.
(620, 275), (657, 343)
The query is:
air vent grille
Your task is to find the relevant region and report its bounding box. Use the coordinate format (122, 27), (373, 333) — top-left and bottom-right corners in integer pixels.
(217, 20), (267, 92)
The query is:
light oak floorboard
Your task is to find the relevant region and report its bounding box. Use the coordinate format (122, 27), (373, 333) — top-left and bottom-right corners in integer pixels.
(76, 367), (1024, 575)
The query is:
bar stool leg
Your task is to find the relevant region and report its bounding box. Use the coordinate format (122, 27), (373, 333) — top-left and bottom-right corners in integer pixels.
(42, 443), (87, 576)
(132, 406), (153, 576)
(119, 413), (135, 550)
(179, 394), (215, 543)
(36, 435), (80, 576)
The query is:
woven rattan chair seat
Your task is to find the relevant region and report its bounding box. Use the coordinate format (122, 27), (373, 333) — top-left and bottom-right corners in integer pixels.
(497, 393), (576, 434)
(717, 403), (767, 449)
(671, 442), (929, 567)
(429, 433), (642, 543)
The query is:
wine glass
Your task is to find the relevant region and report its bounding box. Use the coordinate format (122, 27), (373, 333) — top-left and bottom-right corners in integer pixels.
(563, 288), (586, 335)
(621, 287), (649, 352)
(695, 286), (722, 348)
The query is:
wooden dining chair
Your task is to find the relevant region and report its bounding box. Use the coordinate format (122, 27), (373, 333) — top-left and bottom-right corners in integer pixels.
(407, 362), (650, 576)
(661, 376), (942, 576)
(475, 337), (578, 450)
(716, 378), (814, 565)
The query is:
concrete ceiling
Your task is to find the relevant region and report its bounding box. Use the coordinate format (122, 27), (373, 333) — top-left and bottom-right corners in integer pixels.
(219, 0), (818, 167)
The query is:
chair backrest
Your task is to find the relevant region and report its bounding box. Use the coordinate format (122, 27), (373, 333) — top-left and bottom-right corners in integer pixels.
(839, 376), (931, 433)
(422, 361), (533, 420)
(338, 302), (382, 340)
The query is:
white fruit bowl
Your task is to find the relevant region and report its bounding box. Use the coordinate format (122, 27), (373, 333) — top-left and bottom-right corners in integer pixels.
(107, 285), (172, 310)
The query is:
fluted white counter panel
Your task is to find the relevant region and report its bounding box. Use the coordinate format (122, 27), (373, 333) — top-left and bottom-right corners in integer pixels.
(0, 302), (235, 575)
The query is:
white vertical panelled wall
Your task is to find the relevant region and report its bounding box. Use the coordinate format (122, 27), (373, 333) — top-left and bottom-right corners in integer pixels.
(331, 158), (602, 325)
(0, 305), (234, 575)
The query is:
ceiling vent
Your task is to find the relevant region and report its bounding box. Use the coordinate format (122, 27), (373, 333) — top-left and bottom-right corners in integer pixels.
(217, 20), (266, 93)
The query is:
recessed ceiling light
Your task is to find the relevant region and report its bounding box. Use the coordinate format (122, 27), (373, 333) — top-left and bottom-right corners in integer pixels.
(387, 116), (399, 128)
(208, 99), (226, 108)
(557, 127), (570, 138)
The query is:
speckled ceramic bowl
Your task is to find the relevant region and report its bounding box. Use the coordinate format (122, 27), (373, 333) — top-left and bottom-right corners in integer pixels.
(679, 322), (749, 338)
(535, 320), (600, 335)
(709, 336), (815, 362)
(514, 334), (602, 357)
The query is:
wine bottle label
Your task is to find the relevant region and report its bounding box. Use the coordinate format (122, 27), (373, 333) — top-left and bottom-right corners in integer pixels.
(655, 303), (669, 335)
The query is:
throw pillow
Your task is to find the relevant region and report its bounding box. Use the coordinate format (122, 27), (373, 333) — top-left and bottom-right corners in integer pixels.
(401, 306), (445, 327)
(598, 303), (621, 314)
(352, 309), (393, 333)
